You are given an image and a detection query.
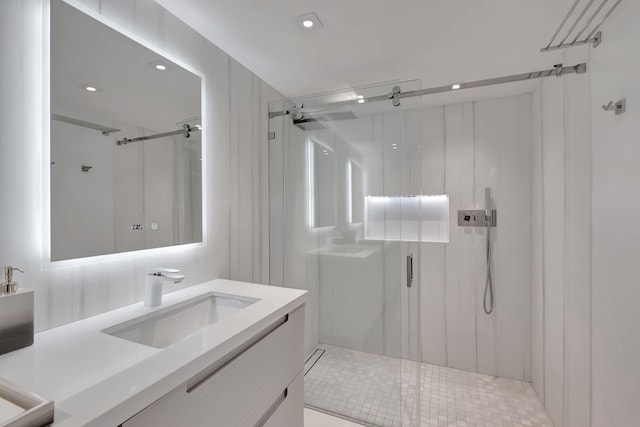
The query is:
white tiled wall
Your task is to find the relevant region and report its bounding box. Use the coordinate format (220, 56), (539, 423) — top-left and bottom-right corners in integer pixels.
(0, 0), (278, 332)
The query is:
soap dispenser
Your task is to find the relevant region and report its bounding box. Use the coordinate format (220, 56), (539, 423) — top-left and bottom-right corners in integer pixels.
(2, 266), (24, 294)
(0, 266), (34, 355)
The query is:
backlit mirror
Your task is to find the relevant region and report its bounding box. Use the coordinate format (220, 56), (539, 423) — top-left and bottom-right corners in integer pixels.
(50, 0), (203, 261)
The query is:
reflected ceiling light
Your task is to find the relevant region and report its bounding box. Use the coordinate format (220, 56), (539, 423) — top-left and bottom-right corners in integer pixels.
(357, 95), (365, 104)
(451, 84), (461, 90)
(79, 84), (102, 92)
(296, 12), (323, 31)
(392, 143), (398, 150)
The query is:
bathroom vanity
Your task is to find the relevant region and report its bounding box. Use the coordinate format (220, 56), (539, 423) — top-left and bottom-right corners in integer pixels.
(0, 280), (306, 426)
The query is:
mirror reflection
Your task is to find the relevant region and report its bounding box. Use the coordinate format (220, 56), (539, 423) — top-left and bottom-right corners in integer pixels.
(307, 139), (336, 228)
(50, 0), (203, 261)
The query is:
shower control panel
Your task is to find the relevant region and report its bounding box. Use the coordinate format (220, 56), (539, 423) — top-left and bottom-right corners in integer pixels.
(457, 210), (497, 227)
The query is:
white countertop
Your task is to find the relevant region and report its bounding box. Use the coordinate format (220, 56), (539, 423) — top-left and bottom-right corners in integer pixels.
(0, 279), (306, 426)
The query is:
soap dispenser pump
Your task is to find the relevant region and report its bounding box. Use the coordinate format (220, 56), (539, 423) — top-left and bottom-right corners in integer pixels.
(2, 266), (24, 295)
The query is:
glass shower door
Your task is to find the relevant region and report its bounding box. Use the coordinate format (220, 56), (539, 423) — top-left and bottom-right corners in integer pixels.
(269, 81), (423, 426)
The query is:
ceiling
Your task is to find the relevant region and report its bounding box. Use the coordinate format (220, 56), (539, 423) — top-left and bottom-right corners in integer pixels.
(155, 0), (571, 100)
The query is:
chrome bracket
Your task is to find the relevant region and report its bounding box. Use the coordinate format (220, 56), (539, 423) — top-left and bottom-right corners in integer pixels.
(554, 63), (563, 77)
(390, 86), (401, 107)
(592, 31), (602, 48)
(291, 104), (304, 121)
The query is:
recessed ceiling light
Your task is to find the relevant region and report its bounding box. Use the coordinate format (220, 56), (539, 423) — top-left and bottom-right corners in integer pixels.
(451, 84), (461, 90)
(147, 61), (171, 72)
(79, 84), (102, 92)
(296, 12), (323, 31)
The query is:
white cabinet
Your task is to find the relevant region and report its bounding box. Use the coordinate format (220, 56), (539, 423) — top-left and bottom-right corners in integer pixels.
(123, 305), (305, 427)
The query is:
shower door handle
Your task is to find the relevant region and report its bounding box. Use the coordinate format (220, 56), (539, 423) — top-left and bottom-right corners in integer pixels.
(406, 254), (413, 288)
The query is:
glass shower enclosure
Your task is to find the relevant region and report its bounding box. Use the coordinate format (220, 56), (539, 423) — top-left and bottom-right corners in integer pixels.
(269, 81), (449, 426)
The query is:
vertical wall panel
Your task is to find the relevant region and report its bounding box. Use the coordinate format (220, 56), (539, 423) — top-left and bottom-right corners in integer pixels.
(444, 102), (477, 373)
(563, 46), (592, 427)
(542, 76), (566, 427)
(229, 60), (255, 283)
(419, 106), (447, 366)
(474, 95), (532, 381)
(531, 86), (545, 400)
(590, 1), (640, 426)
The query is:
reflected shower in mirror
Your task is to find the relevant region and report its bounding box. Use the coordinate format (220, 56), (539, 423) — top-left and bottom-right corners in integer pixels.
(50, 0), (203, 261)
(307, 139), (336, 228)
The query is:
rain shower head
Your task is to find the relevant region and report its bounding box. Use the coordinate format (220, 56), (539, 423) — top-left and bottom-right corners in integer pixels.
(292, 110), (357, 131)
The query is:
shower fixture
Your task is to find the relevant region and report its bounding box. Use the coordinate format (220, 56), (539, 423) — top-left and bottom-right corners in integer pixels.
(457, 187), (496, 315)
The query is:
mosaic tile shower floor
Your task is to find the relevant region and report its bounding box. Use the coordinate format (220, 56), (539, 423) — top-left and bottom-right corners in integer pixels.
(304, 344), (553, 427)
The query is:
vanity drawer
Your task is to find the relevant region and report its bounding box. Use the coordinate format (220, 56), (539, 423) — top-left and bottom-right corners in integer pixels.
(262, 371), (303, 427)
(123, 305), (304, 427)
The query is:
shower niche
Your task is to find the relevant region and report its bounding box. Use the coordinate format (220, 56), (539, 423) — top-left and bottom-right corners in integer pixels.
(364, 194), (449, 242)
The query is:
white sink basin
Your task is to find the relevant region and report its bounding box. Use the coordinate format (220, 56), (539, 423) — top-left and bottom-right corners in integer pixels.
(102, 293), (257, 348)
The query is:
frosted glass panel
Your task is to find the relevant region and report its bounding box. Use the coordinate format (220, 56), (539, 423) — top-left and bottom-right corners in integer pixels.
(364, 195), (449, 242)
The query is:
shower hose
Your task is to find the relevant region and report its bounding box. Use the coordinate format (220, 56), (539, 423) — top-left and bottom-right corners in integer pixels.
(483, 225), (494, 315)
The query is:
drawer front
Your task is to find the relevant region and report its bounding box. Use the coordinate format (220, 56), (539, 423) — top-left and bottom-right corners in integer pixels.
(261, 371), (303, 427)
(123, 305), (304, 427)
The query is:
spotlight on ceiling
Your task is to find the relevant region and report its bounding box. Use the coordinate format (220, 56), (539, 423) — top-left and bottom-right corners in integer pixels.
(296, 12), (323, 31)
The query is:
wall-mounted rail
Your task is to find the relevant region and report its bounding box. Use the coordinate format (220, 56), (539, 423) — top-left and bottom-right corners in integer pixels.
(51, 114), (120, 135)
(541, 0), (625, 52)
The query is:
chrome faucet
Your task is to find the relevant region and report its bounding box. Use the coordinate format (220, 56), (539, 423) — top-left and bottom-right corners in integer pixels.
(144, 268), (185, 307)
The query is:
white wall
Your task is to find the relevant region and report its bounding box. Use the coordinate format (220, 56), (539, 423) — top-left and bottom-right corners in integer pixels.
(531, 46), (592, 427)
(590, 1), (640, 425)
(0, 0), (278, 332)
(420, 94), (533, 381)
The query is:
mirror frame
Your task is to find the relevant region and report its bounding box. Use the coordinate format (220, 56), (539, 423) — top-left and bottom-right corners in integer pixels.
(44, 0), (207, 266)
